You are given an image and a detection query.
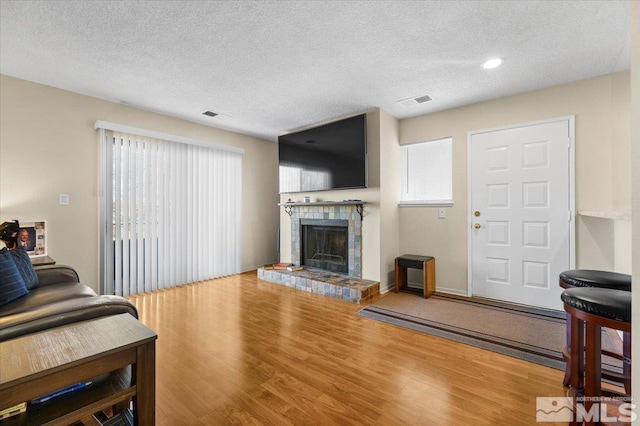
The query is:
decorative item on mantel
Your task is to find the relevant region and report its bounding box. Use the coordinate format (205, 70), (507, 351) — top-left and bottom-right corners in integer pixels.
(278, 200), (366, 221)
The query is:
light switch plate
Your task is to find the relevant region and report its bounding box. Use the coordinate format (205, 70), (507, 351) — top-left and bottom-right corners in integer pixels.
(59, 193), (70, 205)
(438, 208), (446, 219)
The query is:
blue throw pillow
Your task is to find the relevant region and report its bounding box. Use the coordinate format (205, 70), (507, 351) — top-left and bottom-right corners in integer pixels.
(9, 247), (39, 289)
(0, 248), (28, 306)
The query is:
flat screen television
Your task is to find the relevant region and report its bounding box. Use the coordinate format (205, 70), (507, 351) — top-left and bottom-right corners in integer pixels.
(278, 114), (367, 194)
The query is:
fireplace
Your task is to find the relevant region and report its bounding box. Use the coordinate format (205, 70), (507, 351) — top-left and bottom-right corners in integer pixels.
(301, 219), (348, 274)
(260, 202), (374, 303)
(288, 203), (363, 278)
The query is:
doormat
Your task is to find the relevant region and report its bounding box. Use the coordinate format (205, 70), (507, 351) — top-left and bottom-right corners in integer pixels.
(358, 292), (621, 370)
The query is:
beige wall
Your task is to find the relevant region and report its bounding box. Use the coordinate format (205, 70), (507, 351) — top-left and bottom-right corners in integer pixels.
(2, 70), (632, 299)
(0, 75), (279, 292)
(400, 71), (632, 295)
(378, 110), (400, 288)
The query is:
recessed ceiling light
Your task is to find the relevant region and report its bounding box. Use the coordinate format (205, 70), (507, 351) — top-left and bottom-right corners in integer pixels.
(482, 58), (503, 69)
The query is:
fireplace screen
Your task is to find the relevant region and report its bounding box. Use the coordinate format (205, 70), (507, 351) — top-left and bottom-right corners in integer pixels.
(301, 220), (348, 274)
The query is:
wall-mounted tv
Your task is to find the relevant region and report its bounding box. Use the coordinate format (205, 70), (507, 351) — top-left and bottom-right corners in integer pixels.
(278, 114), (367, 194)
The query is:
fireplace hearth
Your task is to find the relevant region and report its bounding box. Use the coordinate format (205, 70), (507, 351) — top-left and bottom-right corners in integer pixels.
(258, 201), (376, 303)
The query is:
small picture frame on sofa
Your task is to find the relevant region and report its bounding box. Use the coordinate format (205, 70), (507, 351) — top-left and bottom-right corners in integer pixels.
(18, 221), (47, 257)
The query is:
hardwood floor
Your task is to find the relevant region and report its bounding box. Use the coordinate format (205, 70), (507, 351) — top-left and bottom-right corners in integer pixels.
(127, 271), (568, 425)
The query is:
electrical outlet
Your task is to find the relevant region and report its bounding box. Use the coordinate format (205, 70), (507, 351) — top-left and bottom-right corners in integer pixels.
(438, 208), (446, 219)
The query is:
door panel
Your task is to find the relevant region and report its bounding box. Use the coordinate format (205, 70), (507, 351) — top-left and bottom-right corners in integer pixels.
(470, 119), (573, 310)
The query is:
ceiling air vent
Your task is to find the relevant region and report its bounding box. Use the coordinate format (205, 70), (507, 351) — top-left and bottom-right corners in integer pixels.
(202, 110), (218, 117)
(397, 94), (435, 107)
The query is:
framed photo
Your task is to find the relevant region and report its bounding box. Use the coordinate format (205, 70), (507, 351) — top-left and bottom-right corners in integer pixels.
(18, 221), (46, 257)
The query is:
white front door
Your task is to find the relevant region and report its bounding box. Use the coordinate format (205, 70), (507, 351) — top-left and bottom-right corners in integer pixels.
(469, 118), (574, 311)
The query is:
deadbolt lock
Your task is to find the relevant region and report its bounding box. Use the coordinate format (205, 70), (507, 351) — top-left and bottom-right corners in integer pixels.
(474, 211), (481, 217)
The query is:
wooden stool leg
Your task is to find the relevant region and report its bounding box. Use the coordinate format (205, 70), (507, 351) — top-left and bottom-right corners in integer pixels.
(563, 313), (572, 387)
(570, 316), (584, 393)
(394, 259), (407, 293)
(423, 259), (435, 299)
(584, 322), (602, 426)
(623, 331), (631, 395)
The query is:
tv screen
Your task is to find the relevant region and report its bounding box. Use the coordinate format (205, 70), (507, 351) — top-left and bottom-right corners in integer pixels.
(278, 114), (367, 194)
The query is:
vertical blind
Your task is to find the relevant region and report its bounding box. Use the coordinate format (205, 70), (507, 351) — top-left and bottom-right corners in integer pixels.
(97, 123), (243, 296)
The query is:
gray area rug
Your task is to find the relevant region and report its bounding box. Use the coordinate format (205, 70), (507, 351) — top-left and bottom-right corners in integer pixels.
(358, 292), (620, 370)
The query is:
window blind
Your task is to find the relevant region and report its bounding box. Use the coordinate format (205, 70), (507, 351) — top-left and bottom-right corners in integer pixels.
(400, 137), (453, 206)
(97, 123), (242, 296)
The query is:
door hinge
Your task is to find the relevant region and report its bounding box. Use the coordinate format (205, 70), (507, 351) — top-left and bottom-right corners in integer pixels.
(568, 210), (573, 222)
(567, 138), (572, 149)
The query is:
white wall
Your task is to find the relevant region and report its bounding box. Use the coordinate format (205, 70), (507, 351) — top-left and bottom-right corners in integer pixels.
(0, 75), (280, 292)
(400, 71), (632, 295)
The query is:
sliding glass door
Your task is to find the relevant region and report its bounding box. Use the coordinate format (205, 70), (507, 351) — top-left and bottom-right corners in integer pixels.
(97, 123), (243, 296)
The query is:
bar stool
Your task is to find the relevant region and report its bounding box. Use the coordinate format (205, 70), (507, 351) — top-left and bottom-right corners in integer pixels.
(559, 270), (631, 390)
(561, 287), (631, 423)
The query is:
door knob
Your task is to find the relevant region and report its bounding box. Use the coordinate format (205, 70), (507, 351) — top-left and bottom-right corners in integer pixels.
(474, 223), (481, 229)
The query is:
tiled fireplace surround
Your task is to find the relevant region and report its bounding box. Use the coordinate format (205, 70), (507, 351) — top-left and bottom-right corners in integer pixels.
(257, 203), (379, 304)
(290, 205), (362, 277)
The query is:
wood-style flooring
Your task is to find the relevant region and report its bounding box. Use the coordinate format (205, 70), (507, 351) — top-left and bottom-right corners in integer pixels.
(127, 271), (568, 425)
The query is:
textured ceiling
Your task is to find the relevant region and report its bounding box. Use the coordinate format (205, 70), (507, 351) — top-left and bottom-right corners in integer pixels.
(0, 1), (630, 142)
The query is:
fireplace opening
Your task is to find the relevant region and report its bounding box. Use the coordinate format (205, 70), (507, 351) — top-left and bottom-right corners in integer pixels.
(301, 219), (348, 274)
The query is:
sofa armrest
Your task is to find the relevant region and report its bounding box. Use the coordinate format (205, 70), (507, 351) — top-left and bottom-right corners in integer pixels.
(35, 265), (80, 287)
(0, 295), (139, 342)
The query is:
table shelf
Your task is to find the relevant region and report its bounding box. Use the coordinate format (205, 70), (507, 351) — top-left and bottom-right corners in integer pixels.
(3, 369), (133, 425)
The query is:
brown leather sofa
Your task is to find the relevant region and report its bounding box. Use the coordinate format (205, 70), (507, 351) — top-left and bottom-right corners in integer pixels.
(0, 264), (138, 342)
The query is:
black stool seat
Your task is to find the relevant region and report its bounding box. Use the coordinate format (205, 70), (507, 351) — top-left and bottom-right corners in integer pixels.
(396, 255), (434, 270)
(561, 287), (631, 323)
(559, 269), (631, 291)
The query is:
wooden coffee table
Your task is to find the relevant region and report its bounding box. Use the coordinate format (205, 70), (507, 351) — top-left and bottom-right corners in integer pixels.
(0, 313), (157, 425)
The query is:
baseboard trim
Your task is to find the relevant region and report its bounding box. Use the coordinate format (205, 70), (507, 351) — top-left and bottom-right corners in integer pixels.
(432, 287), (468, 297)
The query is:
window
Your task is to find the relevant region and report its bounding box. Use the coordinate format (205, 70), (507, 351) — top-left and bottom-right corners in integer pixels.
(399, 137), (453, 206)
